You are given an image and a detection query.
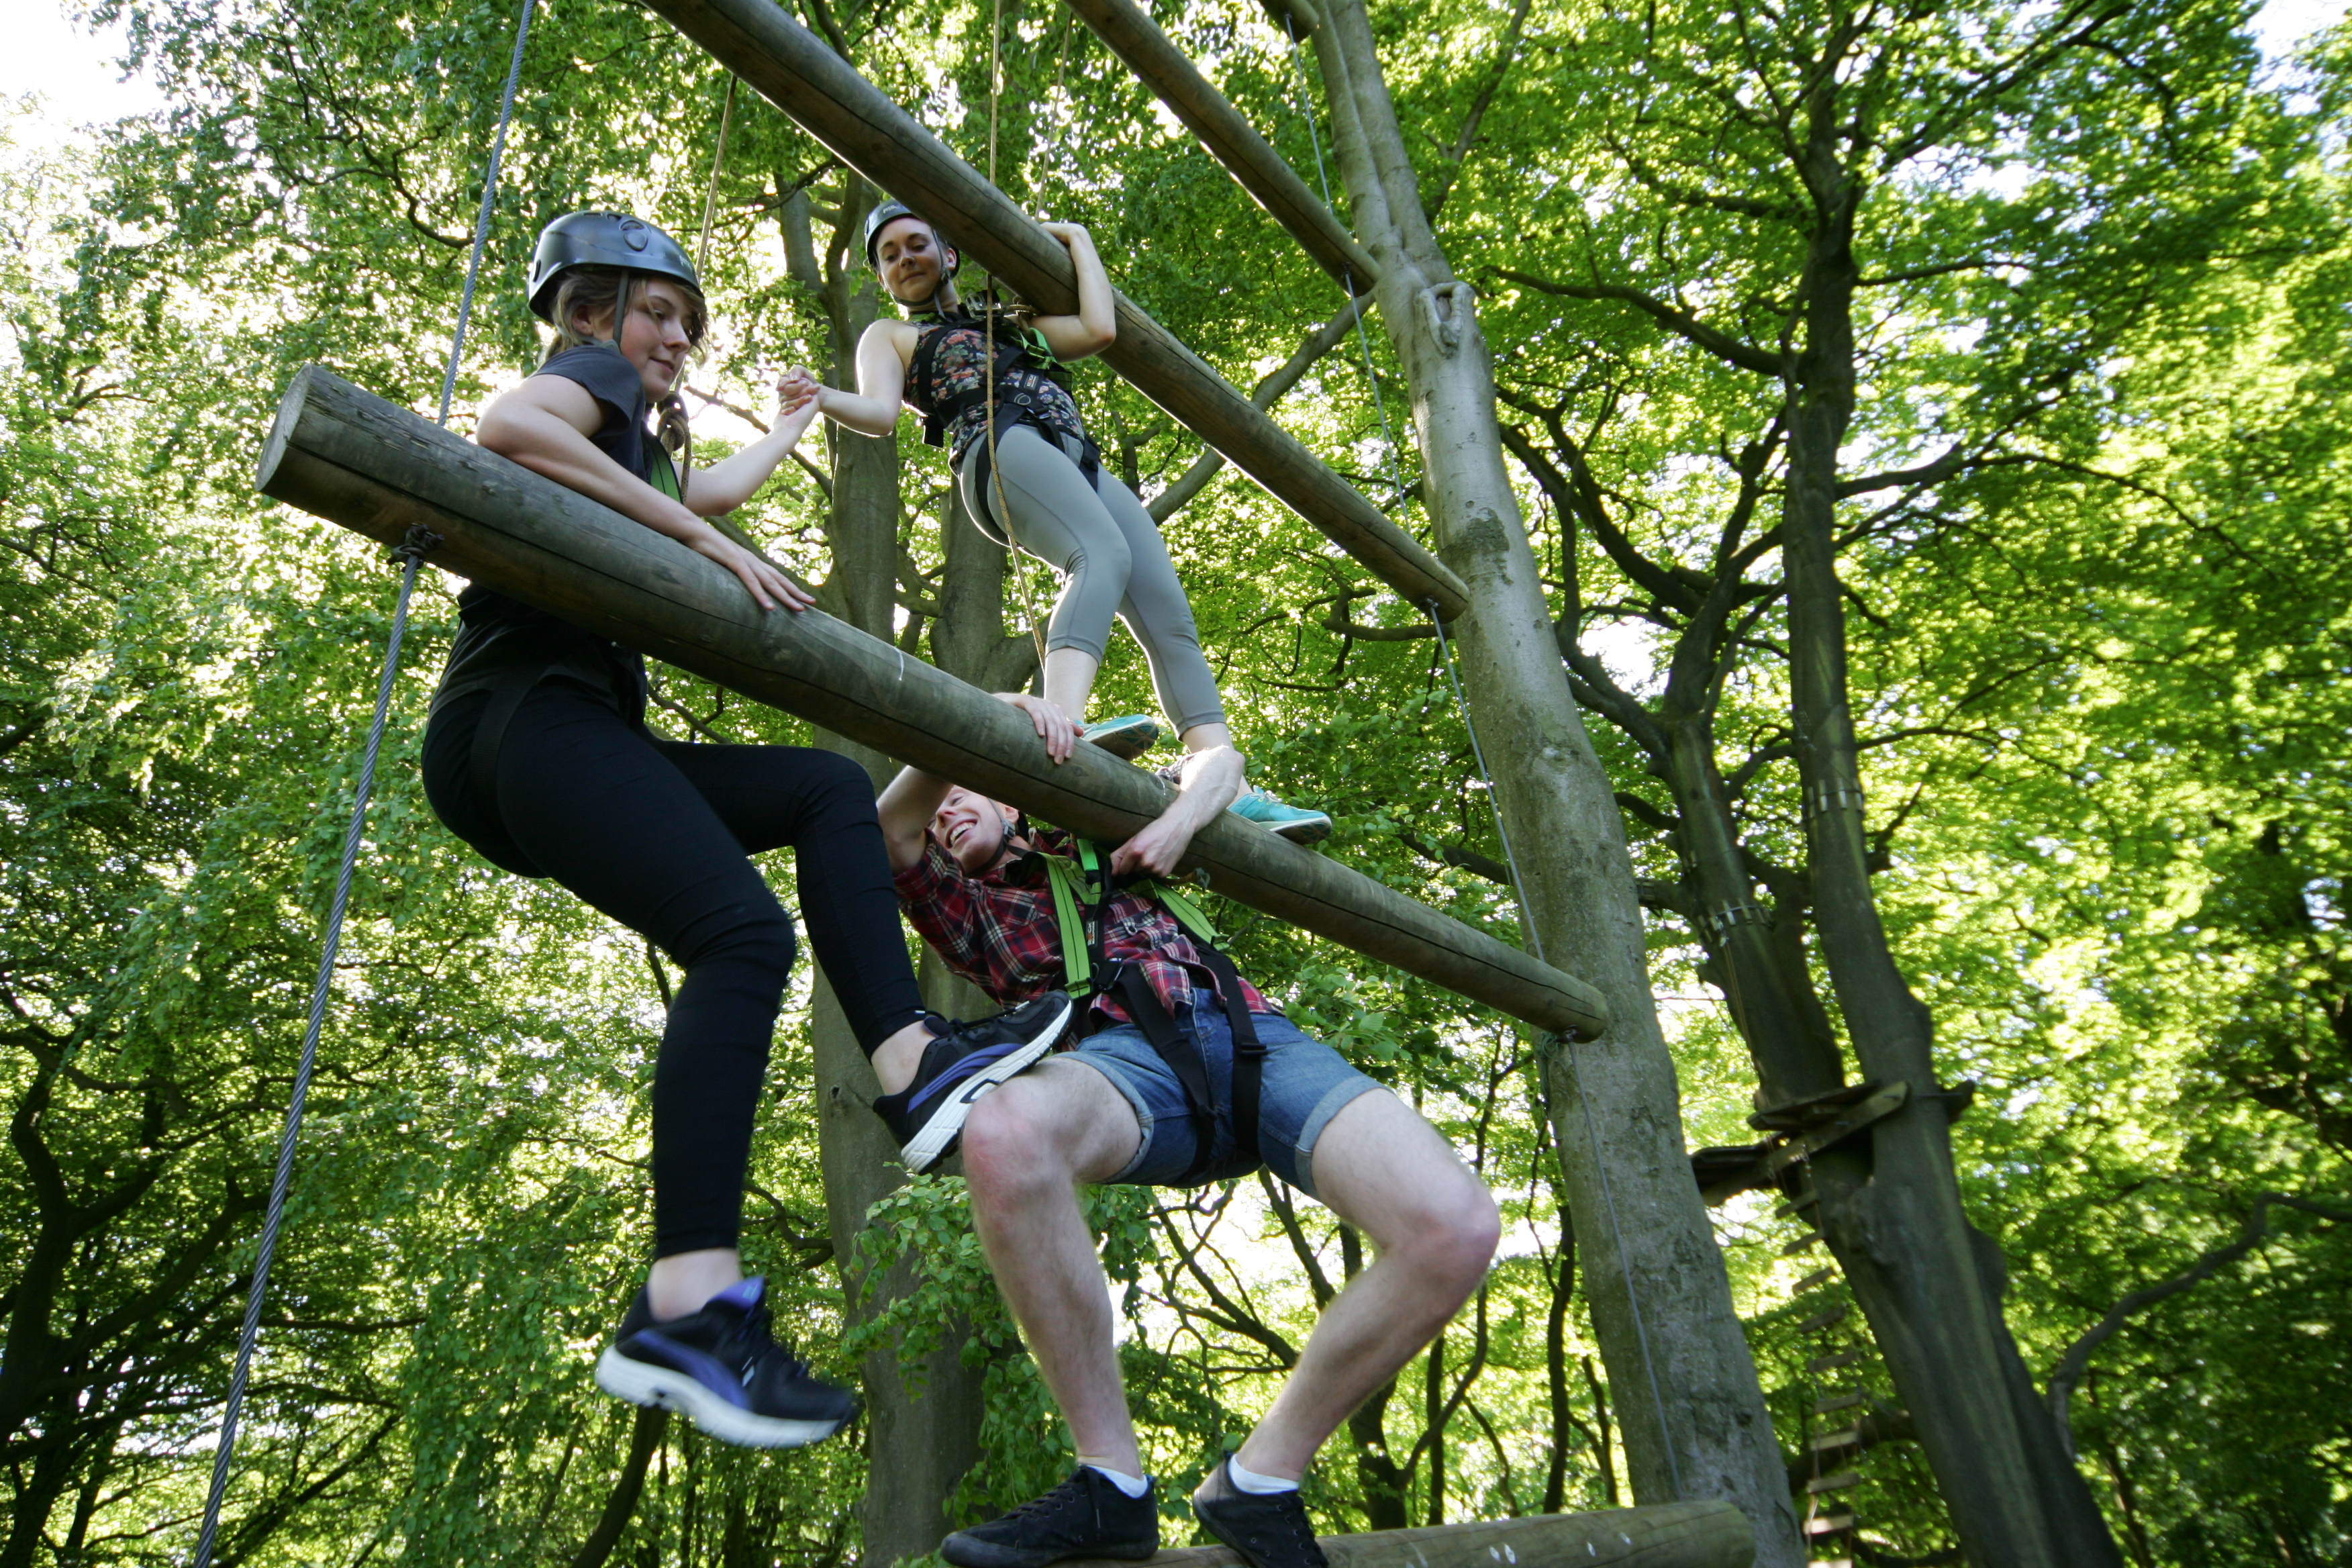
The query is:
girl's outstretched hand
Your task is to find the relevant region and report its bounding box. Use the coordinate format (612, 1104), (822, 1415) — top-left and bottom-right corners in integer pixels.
(773, 389), (820, 449)
(695, 528), (815, 614)
(777, 367), (825, 414)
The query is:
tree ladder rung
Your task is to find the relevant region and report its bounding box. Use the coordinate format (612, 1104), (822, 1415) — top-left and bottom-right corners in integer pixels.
(1806, 1469), (1861, 1494)
(1808, 1349), (1866, 1374)
(1814, 1390), (1867, 1415)
(1804, 1514), (1856, 1537)
(1796, 1305), (1851, 1335)
(1774, 1192), (1822, 1220)
(1810, 1426), (1865, 1454)
(1783, 1230), (1824, 1255)
(1792, 1265), (1837, 1293)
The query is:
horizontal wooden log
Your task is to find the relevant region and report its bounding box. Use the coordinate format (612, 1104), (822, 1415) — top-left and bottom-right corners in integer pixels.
(635, 0), (1469, 624)
(1061, 0), (1379, 292)
(1061, 1502), (1753, 1568)
(258, 366), (1607, 1038)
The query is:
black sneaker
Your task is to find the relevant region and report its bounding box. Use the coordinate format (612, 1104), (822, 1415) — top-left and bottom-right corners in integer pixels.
(1191, 1457), (1328, 1568)
(941, 1467), (1159, 1568)
(593, 1277), (856, 1449)
(872, 992), (1073, 1172)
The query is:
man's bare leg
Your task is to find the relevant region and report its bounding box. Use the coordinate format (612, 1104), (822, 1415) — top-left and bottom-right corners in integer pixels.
(1215, 1089), (1500, 1486)
(958, 1058), (1148, 1476)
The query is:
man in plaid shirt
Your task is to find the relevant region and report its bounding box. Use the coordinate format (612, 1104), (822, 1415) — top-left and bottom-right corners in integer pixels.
(875, 693), (1500, 1568)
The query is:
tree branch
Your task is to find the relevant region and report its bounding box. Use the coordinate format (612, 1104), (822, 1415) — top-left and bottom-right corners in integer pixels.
(1493, 271), (1788, 377)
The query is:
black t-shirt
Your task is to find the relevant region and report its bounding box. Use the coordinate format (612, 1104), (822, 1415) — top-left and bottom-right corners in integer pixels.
(430, 344), (675, 718)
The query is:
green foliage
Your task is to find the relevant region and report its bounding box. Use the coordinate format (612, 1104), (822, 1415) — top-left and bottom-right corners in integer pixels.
(3, 0), (2349, 1560)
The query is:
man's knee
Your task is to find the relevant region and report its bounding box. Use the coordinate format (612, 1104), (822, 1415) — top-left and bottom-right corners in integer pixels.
(961, 1082), (1070, 1204)
(1418, 1175), (1503, 1291)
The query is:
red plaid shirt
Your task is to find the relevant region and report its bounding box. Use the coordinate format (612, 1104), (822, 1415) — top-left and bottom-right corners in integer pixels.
(894, 825), (1268, 1026)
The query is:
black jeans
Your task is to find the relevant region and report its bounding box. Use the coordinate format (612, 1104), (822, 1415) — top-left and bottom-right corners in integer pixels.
(423, 680), (926, 1256)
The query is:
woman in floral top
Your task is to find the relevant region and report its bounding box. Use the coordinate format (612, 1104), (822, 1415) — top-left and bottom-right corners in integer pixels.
(783, 201), (1328, 844)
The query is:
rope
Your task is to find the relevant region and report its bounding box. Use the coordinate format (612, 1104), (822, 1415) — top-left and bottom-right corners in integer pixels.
(189, 1), (534, 1559)
(982, 0), (1052, 678)
(695, 74), (738, 276)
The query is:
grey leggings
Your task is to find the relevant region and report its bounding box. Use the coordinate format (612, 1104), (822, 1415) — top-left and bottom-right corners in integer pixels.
(961, 422), (1226, 734)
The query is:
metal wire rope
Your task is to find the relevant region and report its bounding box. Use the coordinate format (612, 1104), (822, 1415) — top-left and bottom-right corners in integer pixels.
(189, 2), (536, 1560)
(981, 0), (1054, 676)
(1275, 19), (1687, 1501)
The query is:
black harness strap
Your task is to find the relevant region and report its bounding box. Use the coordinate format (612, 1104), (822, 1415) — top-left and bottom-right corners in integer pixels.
(1075, 842), (1264, 1181)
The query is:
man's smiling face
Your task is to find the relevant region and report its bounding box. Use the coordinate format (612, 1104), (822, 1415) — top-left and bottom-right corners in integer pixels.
(930, 787), (1014, 873)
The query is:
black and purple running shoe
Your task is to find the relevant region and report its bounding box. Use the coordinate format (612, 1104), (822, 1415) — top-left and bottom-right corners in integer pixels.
(871, 991), (1073, 1171)
(593, 1278), (856, 1449)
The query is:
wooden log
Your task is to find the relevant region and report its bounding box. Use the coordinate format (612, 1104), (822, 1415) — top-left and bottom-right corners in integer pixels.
(1059, 1502), (1753, 1568)
(1060, 0), (1379, 292)
(634, 0), (1470, 624)
(257, 366), (1606, 1038)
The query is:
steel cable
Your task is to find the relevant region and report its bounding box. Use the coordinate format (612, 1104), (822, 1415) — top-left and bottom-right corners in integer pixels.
(189, 1), (535, 1559)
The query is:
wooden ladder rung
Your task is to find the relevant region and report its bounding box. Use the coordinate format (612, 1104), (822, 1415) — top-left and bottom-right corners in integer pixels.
(1806, 1558), (1855, 1568)
(1804, 1514), (1855, 1537)
(1773, 1191), (1822, 1220)
(1806, 1469), (1861, 1493)
(1814, 1391), (1867, 1415)
(1792, 1266), (1837, 1294)
(1796, 1305), (1851, 1334)
(1810, 1426), (1865, 1453)
(1783, 1230), (1824, 1255)
(1808, 1349), (1866, 1374)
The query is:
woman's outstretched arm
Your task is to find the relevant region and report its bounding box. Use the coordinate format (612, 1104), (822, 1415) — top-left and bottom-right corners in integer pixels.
(781, 322), (910, 438)
(685, 392), (820, 515)
(477, 377), (812, 612)
(1032, 222), (1116, 361)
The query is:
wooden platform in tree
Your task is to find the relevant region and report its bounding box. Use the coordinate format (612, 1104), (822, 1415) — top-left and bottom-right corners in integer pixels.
(256, 365), (1608, 1038)
(1063, 1502), (1753, 1568)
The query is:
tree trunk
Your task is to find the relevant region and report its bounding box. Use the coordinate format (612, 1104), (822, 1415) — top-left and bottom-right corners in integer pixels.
(1308, 4), (1798, 1561)
(1777, 105), (2123, 1568)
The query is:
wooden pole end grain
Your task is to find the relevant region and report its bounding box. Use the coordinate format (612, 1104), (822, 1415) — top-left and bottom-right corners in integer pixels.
(255, 365), (1604, 1036)
(1056, 1502), (1753, 1568)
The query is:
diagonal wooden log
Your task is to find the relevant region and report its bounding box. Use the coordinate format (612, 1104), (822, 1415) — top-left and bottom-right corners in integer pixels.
(258, 366), (1604, 1038)
(1060, 0), (1379, 293)
(633, 0), (1469, 624)
(1062, 1502), (1753, 1568)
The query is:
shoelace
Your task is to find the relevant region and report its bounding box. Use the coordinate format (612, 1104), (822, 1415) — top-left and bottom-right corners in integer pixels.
(995, 1473), (1093, 1522)
(728, 1300), (814, 1381)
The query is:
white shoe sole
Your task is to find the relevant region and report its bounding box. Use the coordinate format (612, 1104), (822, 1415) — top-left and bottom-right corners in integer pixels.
(595, 1344), (848, 1449)
(901, 995), (1073, 1173)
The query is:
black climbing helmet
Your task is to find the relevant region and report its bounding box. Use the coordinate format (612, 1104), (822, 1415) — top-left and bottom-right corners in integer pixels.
(527, 211), (700, 322)
(863, 199), (959, 281)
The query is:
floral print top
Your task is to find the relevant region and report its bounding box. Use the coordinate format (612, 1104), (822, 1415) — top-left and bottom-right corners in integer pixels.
(907, 317), (1087, 462)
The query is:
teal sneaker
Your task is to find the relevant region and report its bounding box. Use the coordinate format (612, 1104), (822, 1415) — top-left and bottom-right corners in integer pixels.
(1083, 714), (1161, 761)
(1229, 788), (1332, 846)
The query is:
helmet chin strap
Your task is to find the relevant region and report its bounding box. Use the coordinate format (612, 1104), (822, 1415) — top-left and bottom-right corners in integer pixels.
(893, 258), (959, 317)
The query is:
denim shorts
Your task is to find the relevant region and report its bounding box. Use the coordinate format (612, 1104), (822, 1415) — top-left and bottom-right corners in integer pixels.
(1065, 989), (1383, 1199)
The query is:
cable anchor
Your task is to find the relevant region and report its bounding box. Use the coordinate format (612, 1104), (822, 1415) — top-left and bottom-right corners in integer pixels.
(390, 526), (443, 566)
(1804, 782), (1866, 820)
